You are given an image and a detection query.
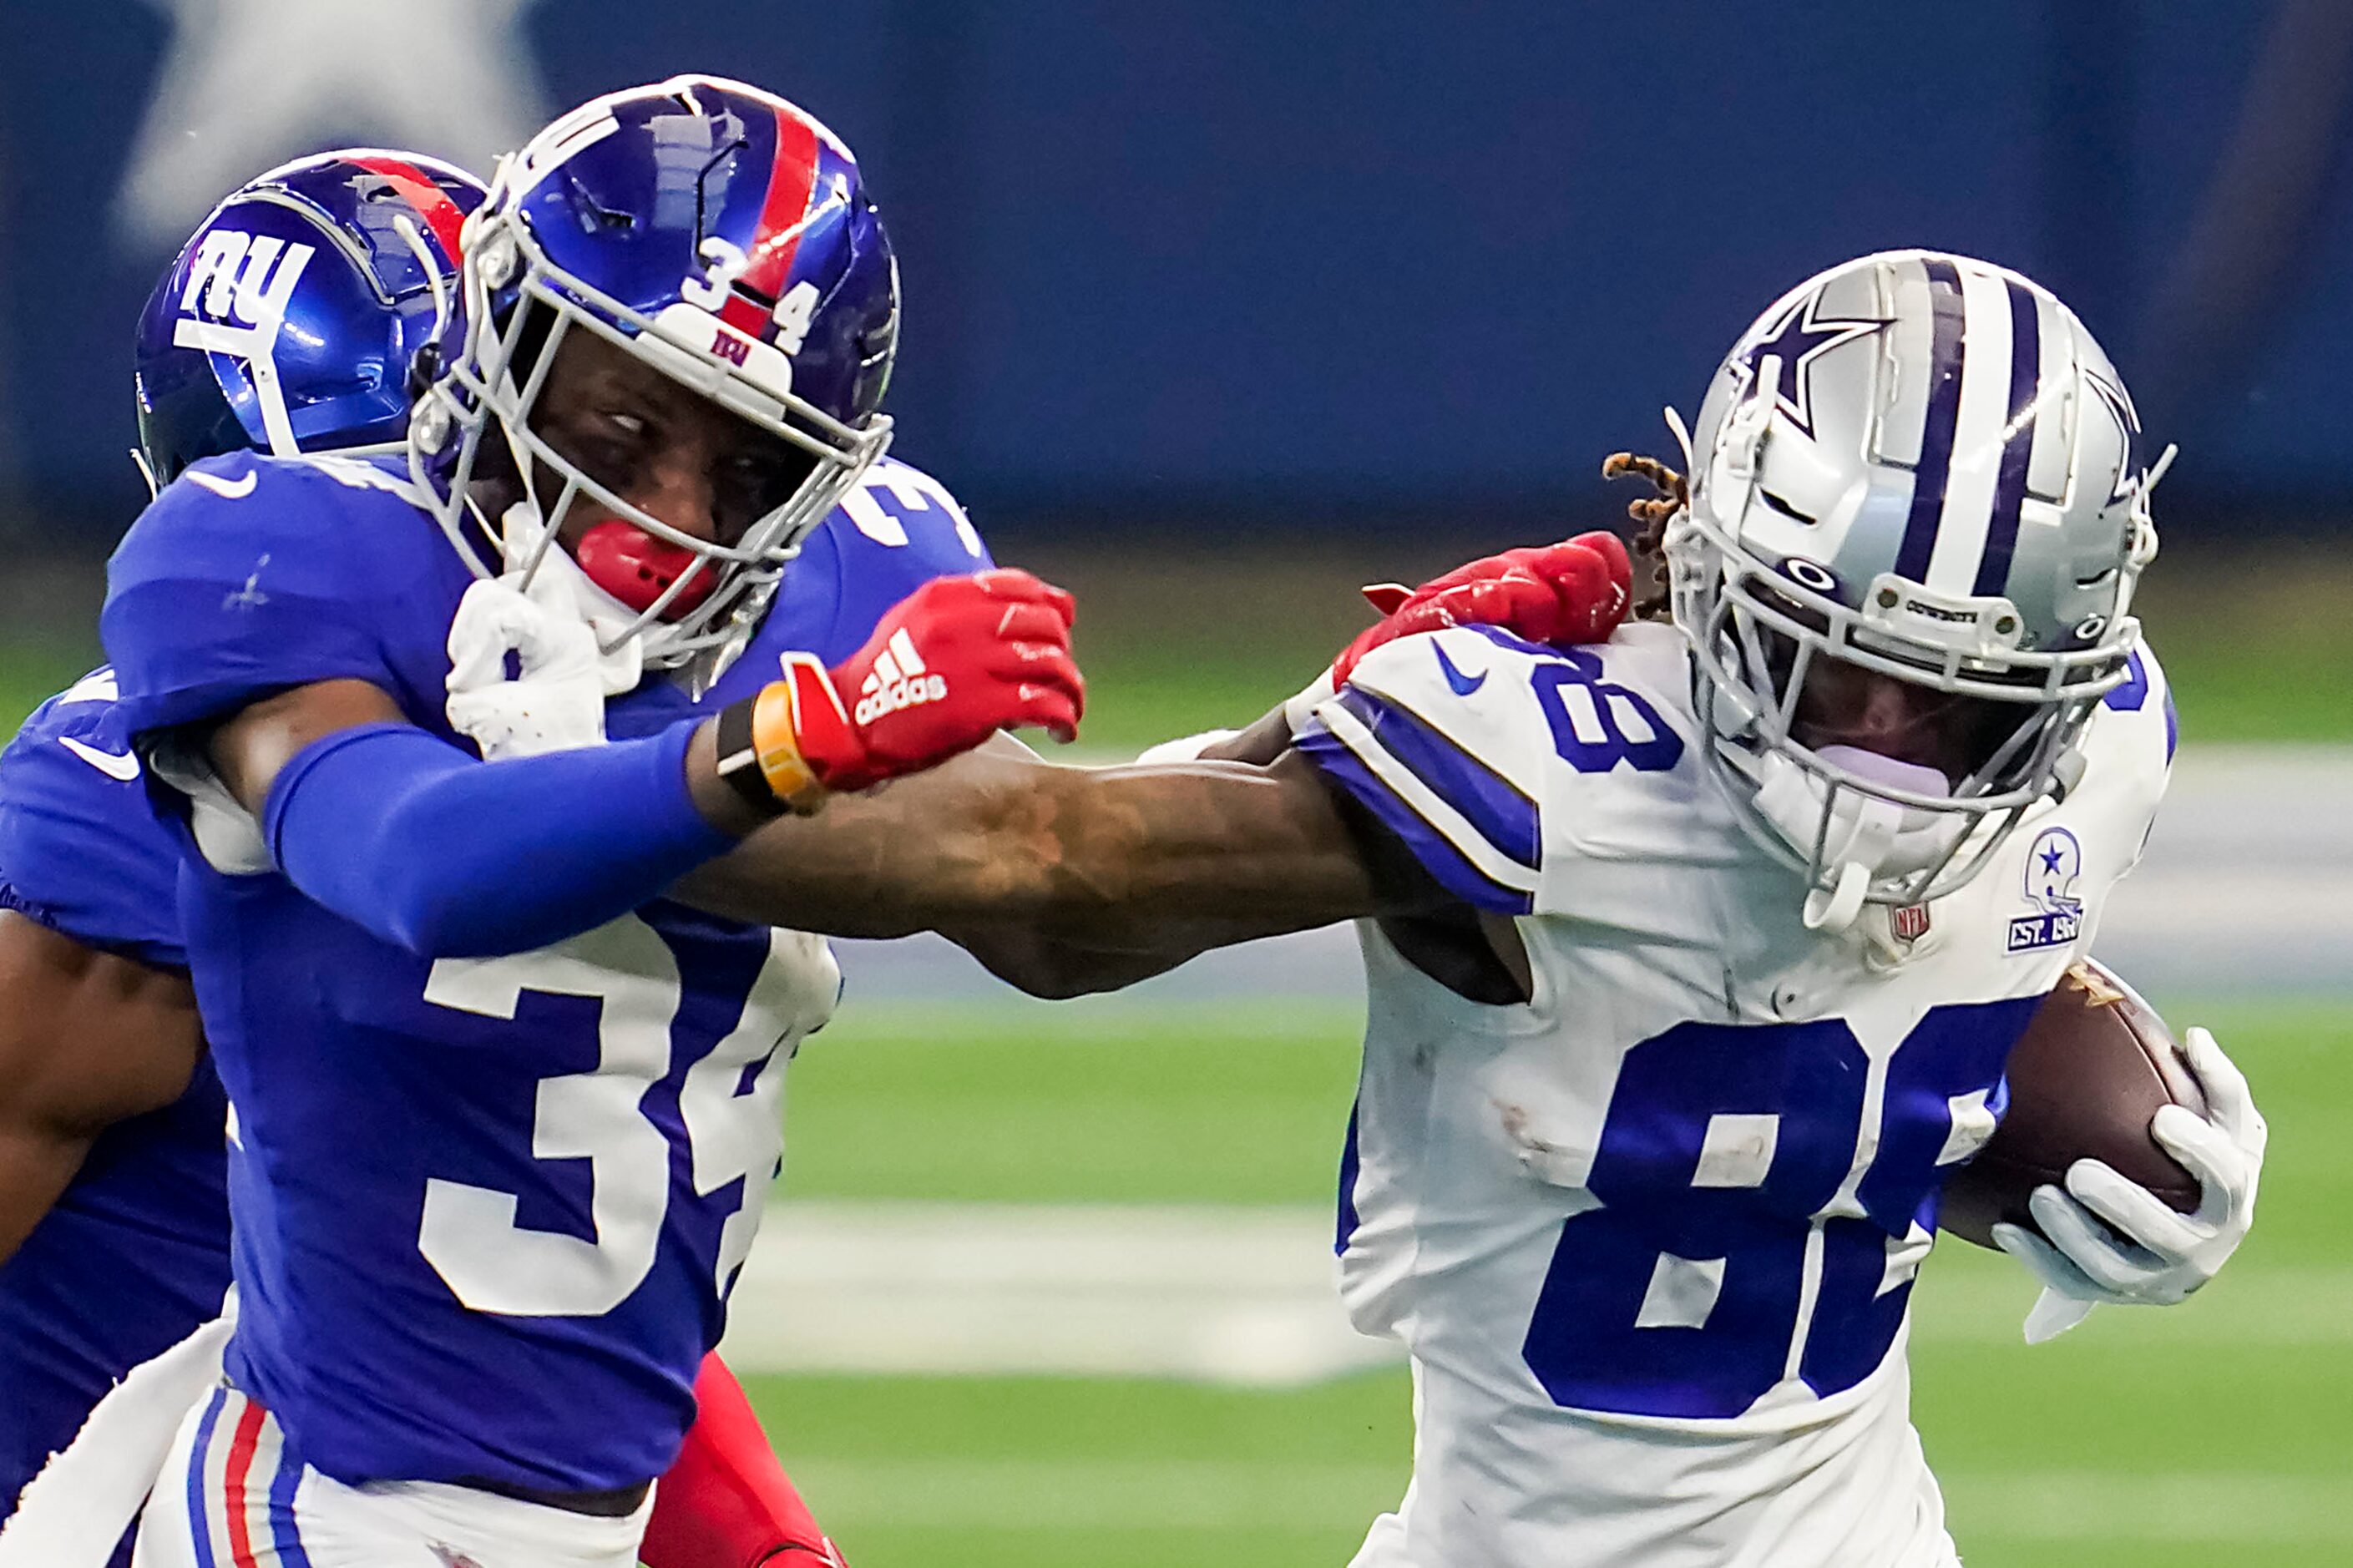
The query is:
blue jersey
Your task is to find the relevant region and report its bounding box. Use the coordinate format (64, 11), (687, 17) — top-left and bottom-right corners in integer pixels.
(91, 448), (985, 1493)
(0, 676), (226, 1537)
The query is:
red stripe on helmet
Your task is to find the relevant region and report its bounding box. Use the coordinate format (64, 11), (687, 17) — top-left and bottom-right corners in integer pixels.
(350, 155), (468, 265)
(740, 109), (822, 301)
(717, 292), (770, 336)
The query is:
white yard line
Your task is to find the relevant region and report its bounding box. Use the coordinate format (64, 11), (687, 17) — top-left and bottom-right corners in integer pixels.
(780, 1455), (2353, 1542)
(1912, 1257), (2353, 1348)
(787, 1457), (1404, 1531)
(722, 1201), (2353, 1381)
(721, 1202), (1388, 1386)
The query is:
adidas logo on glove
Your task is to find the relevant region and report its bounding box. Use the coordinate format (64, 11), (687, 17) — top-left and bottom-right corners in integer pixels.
(855, 630), (949, 725)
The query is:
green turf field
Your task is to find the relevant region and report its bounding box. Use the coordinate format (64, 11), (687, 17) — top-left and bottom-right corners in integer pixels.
(733, 996), (2352, 1568)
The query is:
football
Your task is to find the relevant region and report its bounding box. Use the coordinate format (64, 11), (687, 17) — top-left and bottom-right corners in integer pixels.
(1940, 959), (2208, 1250)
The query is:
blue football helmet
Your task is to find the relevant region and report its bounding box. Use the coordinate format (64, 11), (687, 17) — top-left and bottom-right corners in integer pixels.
(410, 74), (901, 687)
(133, 150), (487, 488)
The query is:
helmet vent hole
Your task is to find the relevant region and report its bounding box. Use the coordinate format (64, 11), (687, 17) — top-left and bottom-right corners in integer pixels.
(1758, 488), (1817, 524)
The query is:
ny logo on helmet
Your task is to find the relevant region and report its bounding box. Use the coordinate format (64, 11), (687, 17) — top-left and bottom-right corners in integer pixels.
(171, 229), (318, 456)
(178, 230), (316, 331)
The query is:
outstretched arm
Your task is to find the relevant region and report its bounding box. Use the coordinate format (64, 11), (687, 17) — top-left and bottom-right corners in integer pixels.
(190, 572), (1082, 959)
(676, 742), (1444, 974)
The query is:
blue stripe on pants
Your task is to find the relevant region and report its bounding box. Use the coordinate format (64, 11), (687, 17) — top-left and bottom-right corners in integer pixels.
(183, 1387), (228, 1568)
(265, 1413), (313, 1568)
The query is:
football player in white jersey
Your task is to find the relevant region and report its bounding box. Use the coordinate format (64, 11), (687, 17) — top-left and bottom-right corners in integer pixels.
(662, 250), (2263, 1567)
(1283, 250), (2268, 1566)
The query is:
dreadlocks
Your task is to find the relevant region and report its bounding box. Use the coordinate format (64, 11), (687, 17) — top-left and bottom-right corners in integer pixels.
(1600, 451), (1685, 620)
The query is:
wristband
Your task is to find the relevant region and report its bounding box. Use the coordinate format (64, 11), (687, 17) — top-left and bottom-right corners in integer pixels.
(714, 696), (784, 815)
(751, 680), (830, 814)
(714, 682), (828, 817)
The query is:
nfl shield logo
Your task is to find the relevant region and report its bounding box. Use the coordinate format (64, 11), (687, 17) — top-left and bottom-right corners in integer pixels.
(1891, 903), (1931, 942)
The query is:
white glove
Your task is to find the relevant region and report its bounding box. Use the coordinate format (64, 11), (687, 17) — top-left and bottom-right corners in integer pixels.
(445, 573), (610, 760)
(1993, 1025), (2266, 1343)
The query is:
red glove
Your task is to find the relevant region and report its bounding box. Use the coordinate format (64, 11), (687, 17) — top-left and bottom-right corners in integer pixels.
(640, 1355), (847, 1568)
(1333, 531), (1632, 685)
(741, 569), (1082, 807)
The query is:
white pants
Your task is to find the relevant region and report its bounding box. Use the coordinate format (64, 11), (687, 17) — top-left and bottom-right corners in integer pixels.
(132, 1387), (651, 1568)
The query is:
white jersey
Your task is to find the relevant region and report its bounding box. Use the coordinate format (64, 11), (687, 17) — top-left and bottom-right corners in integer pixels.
(1298, 620), (2173, 1568)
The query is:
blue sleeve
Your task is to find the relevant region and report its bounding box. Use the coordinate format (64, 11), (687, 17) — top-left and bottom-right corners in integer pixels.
(263, 721), (734, 959)
(100, 453), (458, 741)
(0, 675), (187, 968)
(777, 456), (994, 666)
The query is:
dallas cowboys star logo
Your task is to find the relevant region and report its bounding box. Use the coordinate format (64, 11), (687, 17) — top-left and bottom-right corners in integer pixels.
(1733, 291), (1890, 438)
(2084, 363), (2143, 505)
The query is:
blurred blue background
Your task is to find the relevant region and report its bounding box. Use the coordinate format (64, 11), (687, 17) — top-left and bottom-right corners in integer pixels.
(4, 0), (2352, 539)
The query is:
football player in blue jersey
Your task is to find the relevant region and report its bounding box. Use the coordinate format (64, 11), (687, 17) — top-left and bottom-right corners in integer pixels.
(59, 79), (1637, 1554)
(0, 140), (1006, 1568)
(0, 149), (487, 1567)
(89, 76), (1634, 1566)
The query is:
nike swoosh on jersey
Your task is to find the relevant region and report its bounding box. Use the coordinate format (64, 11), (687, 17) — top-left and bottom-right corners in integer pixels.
(58, 735), (142, 781)
(185, 469), (259, 500)
(1433, 642), (1488, 696)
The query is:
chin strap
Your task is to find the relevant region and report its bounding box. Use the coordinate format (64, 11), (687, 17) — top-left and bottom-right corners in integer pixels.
(1804, 861), (1875, 933)
(1797, 792), (1907, 933)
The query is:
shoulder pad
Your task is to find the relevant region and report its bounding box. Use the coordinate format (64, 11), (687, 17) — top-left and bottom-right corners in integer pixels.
(833, 456), (989, 564)
(101, 451), (457, 739)
(2093, 640), (2178, 766)
(1297, 626), (1552, 912)
(0, 670), (187, 965)
(1298, 623), (1701, 914)
(2073, 640), (2174, 874)
(751, 455), (995, 671)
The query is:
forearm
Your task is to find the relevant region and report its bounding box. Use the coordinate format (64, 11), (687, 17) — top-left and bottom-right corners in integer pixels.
(947, 911), (1327, 999)
(1198, 706), (1297, 766)
(266, 719), (734, 958)
(934, 703), (1324, 994)
(676, 748), (1394, 941)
